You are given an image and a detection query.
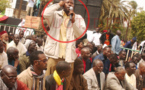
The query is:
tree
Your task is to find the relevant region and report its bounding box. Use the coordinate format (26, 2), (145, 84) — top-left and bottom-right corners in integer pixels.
(125, 0), (138, 40)
(0, 0), (10, 12)
(131, 11), (145, 42)
(99, 0), (130, 30)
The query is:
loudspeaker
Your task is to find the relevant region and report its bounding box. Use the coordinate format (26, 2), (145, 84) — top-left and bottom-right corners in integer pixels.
(53, 0), (103, 30)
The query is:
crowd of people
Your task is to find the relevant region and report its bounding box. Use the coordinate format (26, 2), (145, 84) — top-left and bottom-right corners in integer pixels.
(0, 0), (145, 90)
(0, 24), (145, 90)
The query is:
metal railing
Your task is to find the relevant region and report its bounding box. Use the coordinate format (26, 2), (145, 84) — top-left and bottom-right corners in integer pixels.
(121, 47), (141, 61)
(0, 23), (35, 37)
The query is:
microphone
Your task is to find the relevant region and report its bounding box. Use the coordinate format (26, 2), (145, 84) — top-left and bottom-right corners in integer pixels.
(69, 7), (73, 20)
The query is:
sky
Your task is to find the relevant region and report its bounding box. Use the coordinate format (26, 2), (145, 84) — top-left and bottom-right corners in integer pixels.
(126, 0), (145, 11)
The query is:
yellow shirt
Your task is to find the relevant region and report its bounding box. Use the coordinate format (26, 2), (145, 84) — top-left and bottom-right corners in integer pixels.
(59, 11), (69, 58)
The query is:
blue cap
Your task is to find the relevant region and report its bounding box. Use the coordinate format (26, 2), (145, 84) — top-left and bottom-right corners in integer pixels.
(132, 37), (137, 41)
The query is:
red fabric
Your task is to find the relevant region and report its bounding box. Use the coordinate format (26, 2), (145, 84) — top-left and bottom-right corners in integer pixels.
(0, 31), (7, 35)
(56, 78), (64, 90)
(17, 80), (30, 90)
(82, 60), (86, 73)
(90, 58), (92, 62)
(0, 16), (8, 21)
(104, 34), (110, 45)
(109, 64), (112, 71)
(56, 85), (63, 90)
(103, 30), (107, 33)
(75, 48), (81, 57)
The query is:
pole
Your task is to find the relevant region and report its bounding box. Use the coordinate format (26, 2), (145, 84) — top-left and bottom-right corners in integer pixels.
(17, 0), (23, 18)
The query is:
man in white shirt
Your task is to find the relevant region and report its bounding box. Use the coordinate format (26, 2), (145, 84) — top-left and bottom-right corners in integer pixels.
(19, 30), (25, 44)
(7, 34), (27, 57)
(90, 28), (102, 46)
(0, 40), (8, 69)
(125, 62), (136, 88)
(26, 0), (35, 16)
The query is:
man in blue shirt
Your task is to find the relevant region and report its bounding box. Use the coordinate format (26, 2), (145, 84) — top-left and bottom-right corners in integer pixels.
(111, 30), (121, 55)
(124, 37), (136, 49)
(93, 46), (111, 75)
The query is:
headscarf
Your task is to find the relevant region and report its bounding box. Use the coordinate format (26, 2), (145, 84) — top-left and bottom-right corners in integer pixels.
(24, 40), (33, 49)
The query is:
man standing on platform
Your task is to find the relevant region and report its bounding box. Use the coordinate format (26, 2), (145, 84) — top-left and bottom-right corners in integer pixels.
(43, 0), (86, 89)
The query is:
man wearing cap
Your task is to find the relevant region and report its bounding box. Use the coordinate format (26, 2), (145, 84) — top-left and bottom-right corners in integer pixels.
(124, 37), (136, 49)
(0, 31), (9, 52)
(100, 29), (114, 46)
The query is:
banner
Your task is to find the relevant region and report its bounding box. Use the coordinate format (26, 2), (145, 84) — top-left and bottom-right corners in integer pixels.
(24, 16), (40, 29)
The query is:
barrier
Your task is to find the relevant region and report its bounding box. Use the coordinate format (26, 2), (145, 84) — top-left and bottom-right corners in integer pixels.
(0, 23), (47, 37)
(121, 47), (141, 61)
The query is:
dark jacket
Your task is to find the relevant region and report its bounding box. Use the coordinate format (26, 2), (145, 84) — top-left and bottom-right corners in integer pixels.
(78, 57), (92, 73)
(68, 75), (88, 90)
(100, 33), (114, 45)
(45, 74), (66, 90)
(93, 53), (110, 74)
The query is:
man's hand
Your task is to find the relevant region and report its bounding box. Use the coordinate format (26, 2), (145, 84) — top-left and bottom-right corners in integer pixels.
(14, 60), (19, 68)
(69, 10), (75, 23)
(59, 0), (65, 7)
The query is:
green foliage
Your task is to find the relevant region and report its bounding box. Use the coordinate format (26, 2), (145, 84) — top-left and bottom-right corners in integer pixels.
(0, 0), (10, 12)
(131, 11), (145, 42)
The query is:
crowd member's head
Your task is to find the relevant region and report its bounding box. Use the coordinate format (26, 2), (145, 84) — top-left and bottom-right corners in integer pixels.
(131, 55), (139, 65)
(103, 46), (111, 57)
(135, 53), (141, 62)
(81, 47), (91, 60)
(138, 62), (145, 75)
(56, 61), (71, 78)
(29, 51), (47, 73)
(31, 35), (37, 42)
(93, 59), (104, 74)
(26, 40), (37, 53)
(0, 40), (4, 53)
(119, 50), (126, 60)
(131, 37), (136, 44)
(116, 30), (121, 36)
(109, 54), (118, 65)
(106, 29), (111, 34)
(97, 45), (102, 53)
(141, 52), (145, 61)
(87, 42), (96, 54)
(28, 40), (37, 52)
(7, 47), (19, 60)
(63, 0), (74, 15)
(125, 62), (136, 76)
(13, 34), (20, 45)
(103, 30), (107, 34)
(37, 38), (43, 47)
(76, 40), (84, 49)
(115, 67), (126, 81)
(0, 31), (9, 42)
(73, 58), (84, 74)
(19, 30), (24, 39)
(1, 65), (17, 89)
(8, 32), (14, 42)
(96, 27), (100, 33)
